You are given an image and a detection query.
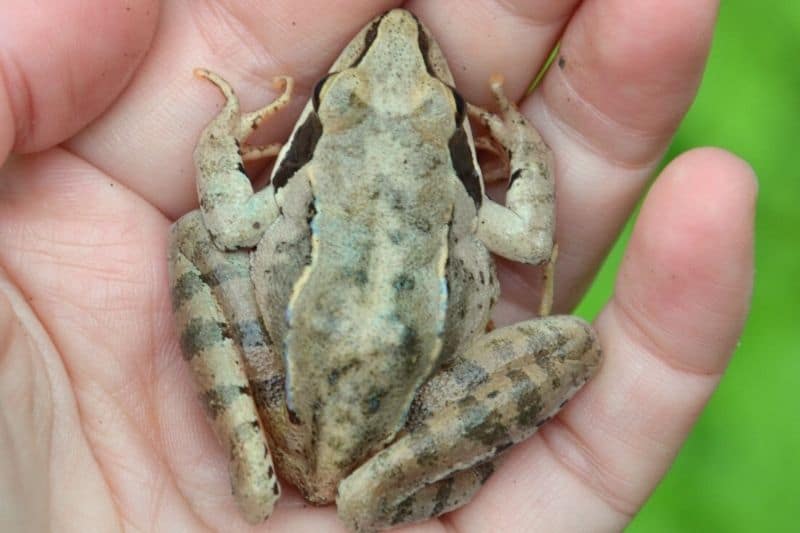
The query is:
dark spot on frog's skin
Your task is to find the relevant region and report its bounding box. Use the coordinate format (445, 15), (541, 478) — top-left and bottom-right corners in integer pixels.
(267, 465), (274, 478)
(486, 390), (499, 399)
(237, 162), (246, 174)
(170, 271), (205, 309)
(199, 261), (250, 288)
(179, 318), (232, 358)
(508, 168), (523, 188)
(391, 495), (416, 526)
(389, 231), (403, 245)
(364, 388), (386, 415)
(459, 394), (510, 447)
(272, 111), (323, 190)
(431, 476), (455, 516)
(306, 200), (317, 225)
(252, 221), (261, 230)
(400, 326), (421, 360)
(558, 55), (566, 69)
(479, 271), (485, 285)
(327, 369), (339, 386)
(474, 460), (496, 484)
(202, 384), (250, 418)
(272, 483), (280, 495)
(354, 269), (368, 285)
(449, 357), (489, 389)
(252, 375), (285, 410)
(409, 423), (439, 468)
(393, 274), (415, 291)
(287, 408), (301, 425)
(506, 369), (545, 429)
(413, 217), (432, 233)
(327, 359), (362, 386)
(448, 127), (482, 207)
(233, 319), (272, 349)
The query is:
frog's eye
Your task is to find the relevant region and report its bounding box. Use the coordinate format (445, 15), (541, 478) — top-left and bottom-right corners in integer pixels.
(315, 71), (370, 131)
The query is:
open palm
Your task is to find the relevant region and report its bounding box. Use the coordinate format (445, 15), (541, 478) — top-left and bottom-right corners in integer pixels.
(0, 1), (754, 531)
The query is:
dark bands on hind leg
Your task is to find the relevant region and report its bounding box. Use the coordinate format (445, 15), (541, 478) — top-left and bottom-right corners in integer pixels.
(336, 315), (601, 532)
(169, 212), (280, 523)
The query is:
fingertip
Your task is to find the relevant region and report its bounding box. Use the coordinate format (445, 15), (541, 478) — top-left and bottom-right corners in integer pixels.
(0, 1), (160, 153)
(614, 146), (756, 372)
(664, 146), (758, 209)
(643, 146), (757, 272)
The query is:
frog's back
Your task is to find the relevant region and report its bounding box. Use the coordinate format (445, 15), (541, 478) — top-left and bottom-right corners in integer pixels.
(279, 102), (458, 490)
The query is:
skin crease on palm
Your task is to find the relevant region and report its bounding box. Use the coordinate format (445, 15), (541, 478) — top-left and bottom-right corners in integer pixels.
(0, 0), (754, 531)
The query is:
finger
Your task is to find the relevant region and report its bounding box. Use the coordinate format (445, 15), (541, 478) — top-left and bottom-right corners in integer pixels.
(65, 0), (400, 219)
(0, 1), (158, 158)
(407, 0), (581, 102)
(449, 148), (756, 531)
(512, 0), (720, 312)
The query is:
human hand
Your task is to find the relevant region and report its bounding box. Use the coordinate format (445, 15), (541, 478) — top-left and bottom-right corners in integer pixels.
(0, 1), (754, 531)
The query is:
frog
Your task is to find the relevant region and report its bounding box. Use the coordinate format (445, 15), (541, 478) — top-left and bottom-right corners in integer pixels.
(168, 8), (602, 533)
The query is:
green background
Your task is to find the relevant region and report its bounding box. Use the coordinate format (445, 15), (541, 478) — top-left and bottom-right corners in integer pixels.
(574, 2), (799, 531)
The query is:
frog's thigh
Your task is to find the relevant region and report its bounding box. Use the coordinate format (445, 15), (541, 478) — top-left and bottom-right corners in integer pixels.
(336, 315), (601, 532)
(169, 212), (279, 523)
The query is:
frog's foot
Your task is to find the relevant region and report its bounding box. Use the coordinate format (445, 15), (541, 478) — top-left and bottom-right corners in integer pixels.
(194, 69), (293, 143)
(192, 70), (293, 250)
(336, 315), (601, 532)
(169, 212), (281, 523)
(468, 75), (556, 266)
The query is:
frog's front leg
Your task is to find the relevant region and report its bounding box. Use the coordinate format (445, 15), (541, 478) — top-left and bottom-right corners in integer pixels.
(470, 75), (556, 266)
(193, 69), (293, 250)
(337, 316), (601, 531)
(169, 212), (280, 523)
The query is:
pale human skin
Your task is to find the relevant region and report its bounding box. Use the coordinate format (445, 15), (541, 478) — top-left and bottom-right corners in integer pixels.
(0, 1), (754, 532)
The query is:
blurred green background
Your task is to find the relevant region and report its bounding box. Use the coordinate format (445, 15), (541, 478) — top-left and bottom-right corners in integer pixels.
(574, 2), (799, 531)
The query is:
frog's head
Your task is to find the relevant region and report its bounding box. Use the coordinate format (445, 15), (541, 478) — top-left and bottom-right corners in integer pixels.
(314, 9), (459, 126)
(356, 9), (431, 83)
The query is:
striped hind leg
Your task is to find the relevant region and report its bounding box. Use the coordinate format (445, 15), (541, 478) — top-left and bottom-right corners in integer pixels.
(169, 211), (279, 523)
(336, 315), (601, 532)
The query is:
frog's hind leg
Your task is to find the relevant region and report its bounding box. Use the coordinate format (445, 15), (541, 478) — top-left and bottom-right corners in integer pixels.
(336, 315), (601, 532)
(169, 211), (281, 523)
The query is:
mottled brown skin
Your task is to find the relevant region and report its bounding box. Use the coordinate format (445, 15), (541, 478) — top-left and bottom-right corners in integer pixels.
(169, 9), (601, 532)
